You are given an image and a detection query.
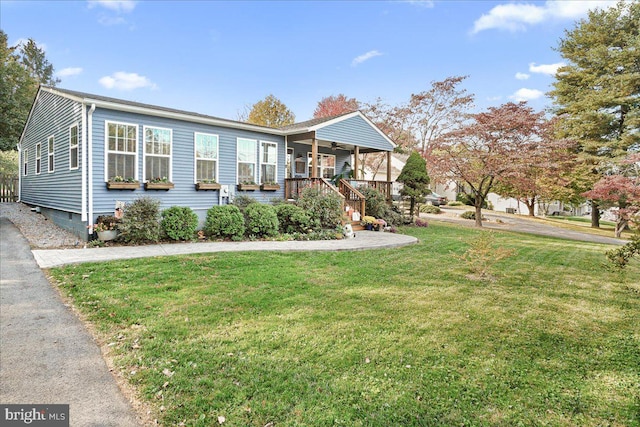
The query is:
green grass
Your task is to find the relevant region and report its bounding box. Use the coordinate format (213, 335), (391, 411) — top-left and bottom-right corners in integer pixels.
(49, 223), (640, 427)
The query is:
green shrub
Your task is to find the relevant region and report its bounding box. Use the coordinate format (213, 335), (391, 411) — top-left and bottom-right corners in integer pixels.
(360, 187), (387, 218)
(161, 206), (198, 241)
(119, 197), (162, 244)
(204, 205), (245, 240)
(245, 203), (279, 238)
(420, 204), (441, 214)
(461, 210), (476, 220)
(359, 186), (404, 226)
(232, 195), (257, 212)
(275, 204), (317, 234)
(457, 192), (488, 208)
(447, 201), (463, 206)
(297, 187), (343, 229)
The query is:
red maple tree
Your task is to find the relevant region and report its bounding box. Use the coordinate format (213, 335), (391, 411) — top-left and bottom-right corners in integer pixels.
(313, 94), (360, 119)
(428, 102), (550, 226)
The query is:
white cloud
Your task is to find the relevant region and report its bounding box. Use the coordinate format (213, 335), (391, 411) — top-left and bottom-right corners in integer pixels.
(510, 88), (544, 102)
(529, 62), (564, 75)
(56, 67), (83, 78)
(471, 0), (618, 34)
(515, 72), (530, 80)
(99, 72), (156, 91)
(88, 0), (136, 13)
(351, 50), (383, 67)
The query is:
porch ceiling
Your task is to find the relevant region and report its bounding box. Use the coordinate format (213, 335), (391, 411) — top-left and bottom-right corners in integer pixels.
(286, 132), (387, 154)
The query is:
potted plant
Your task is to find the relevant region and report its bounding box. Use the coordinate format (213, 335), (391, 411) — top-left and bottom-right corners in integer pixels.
(90, 215), (120, 241)
(237, 181), (259, 191)
(260, 181), (280, 191)
(145, 176), (174, 190)
(361, 215), (377, 231)
(106, 175), (139, 190)
(195, 179), (221, 191)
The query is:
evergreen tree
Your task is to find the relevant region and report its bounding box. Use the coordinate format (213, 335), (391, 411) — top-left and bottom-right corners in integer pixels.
(550, 1), (640, 227)
(0, 31), (59, 151)
(397, 151), (430, 218)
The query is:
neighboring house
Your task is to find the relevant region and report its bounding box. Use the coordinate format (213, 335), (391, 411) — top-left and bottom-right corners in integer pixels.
(18, 86), (395, 240)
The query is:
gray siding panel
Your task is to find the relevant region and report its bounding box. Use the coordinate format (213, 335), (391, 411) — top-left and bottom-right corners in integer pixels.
(316, 116), (394, 152)
(90, 108), (286, 217)
(20, 91), (84, 212)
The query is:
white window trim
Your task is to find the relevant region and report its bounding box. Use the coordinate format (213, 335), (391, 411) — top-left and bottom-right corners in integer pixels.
(194, 132), (219, 183)
(260, 141), (278, 184)
(143, 125), (173, 182)
(35, 142), (42, 175)
(48, 135), (55, 173)
(307, 152), (336, 179)
(69, 123), (79, 170)
(23, 149), (28, 176)
(104, 120), (139, 182)
(237, 137), (257, 184)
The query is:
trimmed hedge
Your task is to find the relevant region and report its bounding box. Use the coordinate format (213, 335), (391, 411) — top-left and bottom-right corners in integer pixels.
(275, 204), (317, 234)
(204, 205), (245, 240)
(119, 196), (161, 244)
(245, 203), (279, 238)
(161, 206), (198, 241)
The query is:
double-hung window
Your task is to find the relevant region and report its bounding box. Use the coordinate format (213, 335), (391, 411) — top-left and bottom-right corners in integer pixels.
(260, 142), (277, 184)
(23, 150), (28, 176)
(69, 125), (78, 170)
(48, 136), (54, 173)
(35, 143), (41, 175)
(237, 138), (257, 184)
(106, 121), (137, 181)
(144, 126), (172, 182)
(195, 133), (218, 182)
(308, 153), (336, 179)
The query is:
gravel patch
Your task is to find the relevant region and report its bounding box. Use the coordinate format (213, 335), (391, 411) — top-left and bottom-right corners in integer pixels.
(0, 202), (81, 249)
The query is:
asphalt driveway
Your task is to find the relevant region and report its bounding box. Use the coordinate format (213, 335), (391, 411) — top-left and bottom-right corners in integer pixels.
(426, 207), (628, 246)
(0, 218), (141, 427)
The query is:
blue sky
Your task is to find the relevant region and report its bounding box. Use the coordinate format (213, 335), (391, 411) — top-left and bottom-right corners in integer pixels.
(1, 0), (620, 122)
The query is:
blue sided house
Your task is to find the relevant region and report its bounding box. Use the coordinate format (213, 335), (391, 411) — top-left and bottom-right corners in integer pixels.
(18, 86), (396, 240)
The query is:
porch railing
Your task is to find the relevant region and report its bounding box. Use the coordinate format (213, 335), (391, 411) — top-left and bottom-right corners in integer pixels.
(349, 180), (393, 202)
(284, 177), (345, 201)
(338, 179), (366, 217)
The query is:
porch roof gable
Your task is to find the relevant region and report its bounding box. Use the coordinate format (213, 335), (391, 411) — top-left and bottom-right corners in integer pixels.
(280, 111), (396, 152)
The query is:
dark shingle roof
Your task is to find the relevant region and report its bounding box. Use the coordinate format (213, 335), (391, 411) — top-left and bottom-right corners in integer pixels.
(45, 86), (281, 132)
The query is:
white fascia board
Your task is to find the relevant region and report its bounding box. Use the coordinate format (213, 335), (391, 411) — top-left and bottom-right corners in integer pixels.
(18, 87), (45, 145)
(306, 111), (361, 131)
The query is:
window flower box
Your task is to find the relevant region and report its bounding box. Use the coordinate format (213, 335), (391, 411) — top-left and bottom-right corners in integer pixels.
(237, 183), (259, 191)
(196, 182), (221, 191)
(260, 183), (280, 191)
(106, 181), (139, 190)
(145, 181), (174, 190)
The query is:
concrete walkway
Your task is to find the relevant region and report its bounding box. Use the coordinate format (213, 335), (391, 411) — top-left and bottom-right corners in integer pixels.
(0, 218), (141, 426)
(32, 230), (418, 269)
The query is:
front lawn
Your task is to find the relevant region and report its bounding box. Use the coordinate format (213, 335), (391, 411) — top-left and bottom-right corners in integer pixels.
(49, 223), (640, 426)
